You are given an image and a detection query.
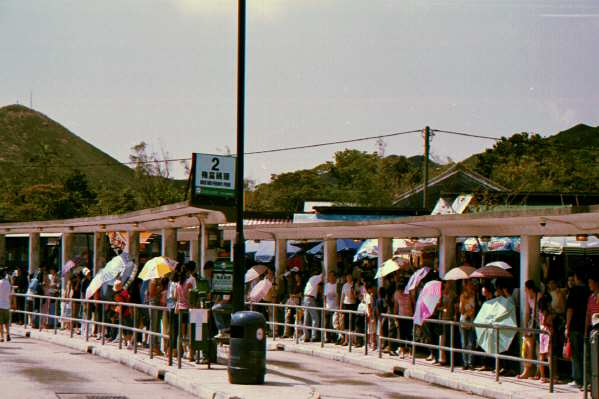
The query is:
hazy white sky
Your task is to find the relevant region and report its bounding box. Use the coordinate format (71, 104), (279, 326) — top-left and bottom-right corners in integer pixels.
(1, 0), (598, 183)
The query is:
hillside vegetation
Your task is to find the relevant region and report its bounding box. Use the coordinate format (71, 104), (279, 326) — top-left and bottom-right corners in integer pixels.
(0, 105), (184, 221)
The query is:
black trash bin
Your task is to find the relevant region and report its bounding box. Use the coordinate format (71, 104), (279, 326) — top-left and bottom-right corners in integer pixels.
(228, 311), (266, 384)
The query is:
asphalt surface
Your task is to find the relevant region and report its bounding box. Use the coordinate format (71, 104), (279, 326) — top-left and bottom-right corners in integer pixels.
(0, 334), (196, 399)
(264, 349), (482, 399)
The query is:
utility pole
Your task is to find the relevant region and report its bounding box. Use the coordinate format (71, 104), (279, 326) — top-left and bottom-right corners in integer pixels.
(422, 126), (431, 210)
(232, 0), (246, 313)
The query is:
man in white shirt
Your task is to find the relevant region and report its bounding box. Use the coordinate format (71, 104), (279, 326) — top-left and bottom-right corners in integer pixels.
(302, 273), (322, 342)
(0, 269), (12, 342)
(324, 272), (339, 342)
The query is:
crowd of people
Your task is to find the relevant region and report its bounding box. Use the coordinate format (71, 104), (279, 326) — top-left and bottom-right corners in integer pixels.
(250, 258), (599, 389)
(1, 253), (599, 390)
(0, 259), (210, 362)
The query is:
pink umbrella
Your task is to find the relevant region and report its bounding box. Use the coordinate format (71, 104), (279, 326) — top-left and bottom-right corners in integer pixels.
(414, 280), (442, 326)
(62, 257), (81, 275)
(248, 279), (273, 302)
(404, 267), (430, 293)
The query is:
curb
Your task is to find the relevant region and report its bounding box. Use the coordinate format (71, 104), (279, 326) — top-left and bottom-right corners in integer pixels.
(14, 328), (242, 399)
(271, 342), (550, 399)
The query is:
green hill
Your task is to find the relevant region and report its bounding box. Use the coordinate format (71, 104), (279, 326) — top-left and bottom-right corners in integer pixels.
(0, 104), (185, 221)
(462, 124), (599, 193)
(0, 104), (135, 188)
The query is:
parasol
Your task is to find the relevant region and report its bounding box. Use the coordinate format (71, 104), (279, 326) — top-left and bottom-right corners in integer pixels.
(413, 280), (442, 326)
(443, 265), (477, 281)
(85, 254), (135, 299)
(404, 267), (430, 293)
(245, 264), (269, 283)
(474, 296), (518, 354)
(484, 261), (512, 270)
(470, 266), (513, 279)
(374, 257), (409, 279)
(138, 256), (176, 281)
(248, 279), (273, 302)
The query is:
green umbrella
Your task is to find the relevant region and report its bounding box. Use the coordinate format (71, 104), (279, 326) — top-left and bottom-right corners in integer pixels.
(474, 296), (517, 354)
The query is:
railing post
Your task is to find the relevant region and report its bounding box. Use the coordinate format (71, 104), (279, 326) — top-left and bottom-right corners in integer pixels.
(348, 312), (353, 353)
(495, 326), (500, 383)
(118, 307), (123, 350)
(364, 313), (368, 356)
(168, 308), (173, 367)
(321, 307), (325, 348)
(177, 311), (182, 369)
(38, 297), (42, 332)
(294, 305), (299, 344)
(450, 322), (455, 373)
(272, 304), (277, 341)
(84, 303), (89, 342)
(584, 337), (588, 399)
(549, 332), (554, 393)
(149, 307), (154, 360)
(53, 297), (57, 335)
(411, 320), (416, 365)
(101, 305), (105, 346)
(378, 315), (383, 359)
(133, 306), (138, 354)
(70, 299), (75, 338)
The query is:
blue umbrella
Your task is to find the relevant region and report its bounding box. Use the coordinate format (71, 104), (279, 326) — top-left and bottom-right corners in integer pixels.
(307, 239), (361, 256)
(252, 241), (301, 263)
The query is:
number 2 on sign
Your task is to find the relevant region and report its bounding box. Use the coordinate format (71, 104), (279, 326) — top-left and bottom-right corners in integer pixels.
(211, 157), (220, 171)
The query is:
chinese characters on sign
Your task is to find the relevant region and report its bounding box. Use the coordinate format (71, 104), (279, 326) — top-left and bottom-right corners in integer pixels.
(193, 153), (236, 198)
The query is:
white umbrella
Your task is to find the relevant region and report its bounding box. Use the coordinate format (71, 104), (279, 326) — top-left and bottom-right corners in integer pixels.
(443, 265), (477, 280)
(375, 257), (409, 279)
(248, 279), (272, 302)
(485, 261), (512, 270)
(245, 265), (269, 283)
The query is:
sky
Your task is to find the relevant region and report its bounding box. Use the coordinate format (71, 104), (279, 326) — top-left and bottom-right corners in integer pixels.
(1, 0), (598, 183)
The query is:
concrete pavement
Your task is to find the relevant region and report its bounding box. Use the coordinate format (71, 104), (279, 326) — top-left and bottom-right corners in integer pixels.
(269, 337), (581, 399)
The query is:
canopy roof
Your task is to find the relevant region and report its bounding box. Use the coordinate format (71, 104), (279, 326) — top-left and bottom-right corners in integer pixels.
(221, 205), (599, 240)
(0, 201), (227, 234)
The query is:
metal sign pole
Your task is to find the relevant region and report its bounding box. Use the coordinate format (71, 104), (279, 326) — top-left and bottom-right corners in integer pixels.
(232, 0), (246, 313)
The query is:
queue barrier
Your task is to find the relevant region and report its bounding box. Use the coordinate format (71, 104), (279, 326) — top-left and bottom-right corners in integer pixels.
(9, 293), (197, 369)
(247, 301), (555, 393)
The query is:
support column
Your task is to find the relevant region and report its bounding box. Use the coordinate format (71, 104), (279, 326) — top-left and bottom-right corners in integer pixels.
(199, 224), (207, 277)
(0, 234), (5, 266)
(93, 232), (106, 274)
(127, 231), (140, 266)
(377, 238), (393, 285)
(61, 233), (74, 268)
(28, 232), (41, 274)
(438, 235), (457, 278)
(274, 238), (287, 299)
(161, 228), (177, 260)
(323, 239), (337, 276)
(520, 235), (541, 320)
(190, 237), (200, 264)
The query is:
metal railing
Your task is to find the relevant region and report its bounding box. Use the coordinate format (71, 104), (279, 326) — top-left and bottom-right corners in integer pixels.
(249, 301), (554, 393)
(9, 293), (197, 369)
(247, 301), (370, 355)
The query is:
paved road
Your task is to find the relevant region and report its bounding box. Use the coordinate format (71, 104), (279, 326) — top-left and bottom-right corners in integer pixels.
(265, 349), (482, 399)
(0, 334), (195, 399)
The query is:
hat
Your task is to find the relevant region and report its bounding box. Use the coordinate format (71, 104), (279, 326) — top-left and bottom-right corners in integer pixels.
(82, 268), (91, 276)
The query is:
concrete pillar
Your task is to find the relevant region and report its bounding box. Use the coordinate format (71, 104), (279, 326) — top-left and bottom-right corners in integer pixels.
(199, 224), (207, 277)
(0, 234), (5, 266)
(323, 239), (337, 276)
(28, 232), (41, 274)
(161, 228), (177, 260)
(520, 235), (541, 321)
(438, 236), (457, 278)
(190, 238), (200, 264)
(61, 233), (74, 268)
(127, 231), (140, 266)
(274, 238), (287, 299)
(93, 232), (106, 274)
(377, 238), (393, 286)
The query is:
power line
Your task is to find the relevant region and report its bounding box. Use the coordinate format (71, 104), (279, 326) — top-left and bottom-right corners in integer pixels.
(433, 129), (500, 141)
(0, 129), (422, 170)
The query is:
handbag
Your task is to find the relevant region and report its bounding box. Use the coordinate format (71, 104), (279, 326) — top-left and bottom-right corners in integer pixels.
(563, 338), (572, 361)
(357, 302), (368, 314)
